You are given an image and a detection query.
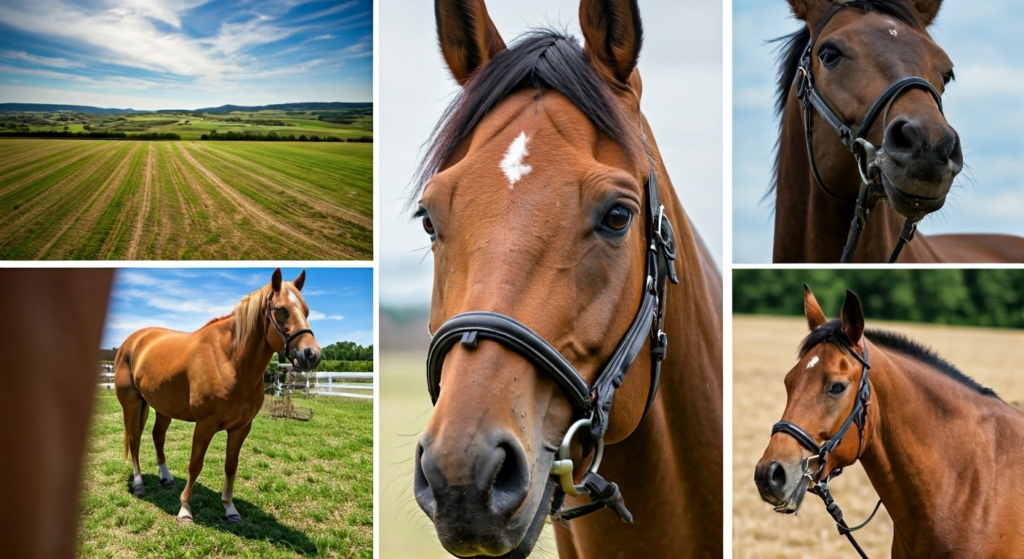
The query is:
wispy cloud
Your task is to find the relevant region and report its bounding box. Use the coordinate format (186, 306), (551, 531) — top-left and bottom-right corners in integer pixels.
(309, 310), (345, 321)
(2, 49), (81, 68)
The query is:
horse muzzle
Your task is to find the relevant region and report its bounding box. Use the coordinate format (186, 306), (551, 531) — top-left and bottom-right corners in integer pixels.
(754, 458), (810, 514)
(288, 347), (321, 372)
(878, 116), (962, 221)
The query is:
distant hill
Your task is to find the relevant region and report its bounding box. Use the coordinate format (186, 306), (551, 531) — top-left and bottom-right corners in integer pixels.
(0, 103), (139, 114)
(195, 102), (373, 113)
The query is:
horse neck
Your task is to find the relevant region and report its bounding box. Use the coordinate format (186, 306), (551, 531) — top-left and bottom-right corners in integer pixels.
(226, 310), (276, 384)
(774, 98), (938, 263)
(857, 344), (1014, 543)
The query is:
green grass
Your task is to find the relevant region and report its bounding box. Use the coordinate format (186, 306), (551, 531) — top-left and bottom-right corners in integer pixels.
(80, 390), (372, 558)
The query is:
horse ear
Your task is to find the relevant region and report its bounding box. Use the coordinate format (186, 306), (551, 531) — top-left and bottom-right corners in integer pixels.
(579, 0), (644, 87)
(803, 284), (827, 330)
(840, 290), (865, 346)
(435, 0), (506, 86)
(786, 0), (831, 23)
(293, 270), (306, 292)
(271, 268), (282, 293)
(910, 0), (942, 25)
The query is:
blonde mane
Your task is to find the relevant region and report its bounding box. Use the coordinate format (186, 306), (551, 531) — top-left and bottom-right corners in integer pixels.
(231, 285), (271, 352)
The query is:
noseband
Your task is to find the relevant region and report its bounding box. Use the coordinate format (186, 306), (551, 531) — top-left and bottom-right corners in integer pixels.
(265, 291), (314, 359)
(796, 0), (944, 263)
(425, 142), (679, 523)
(771, 335), (882, 559)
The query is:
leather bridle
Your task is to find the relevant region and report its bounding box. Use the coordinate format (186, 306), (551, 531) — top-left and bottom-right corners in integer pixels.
(425, 136), (679, 524)
(771, 334), (882, 559)
(796, 0), (944, 263)
(265, 291), (315, 358)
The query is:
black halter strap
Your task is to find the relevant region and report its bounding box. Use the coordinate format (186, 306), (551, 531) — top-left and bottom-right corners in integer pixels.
(425, 134), (678, 524)
(771, 336), (882, 559)
(794, 1), (943, 263)
(265, 291), (314, 356)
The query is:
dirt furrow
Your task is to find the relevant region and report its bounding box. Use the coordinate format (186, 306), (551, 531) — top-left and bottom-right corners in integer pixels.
(0, 142), (112, 197)
(191, 143), (372, 229)
(98, 145), (147, 259)
(176, 142), (330, 255)
(34, 143), (141, 259)
(125, 144), (155, 259)
(0, 141), (84, 181)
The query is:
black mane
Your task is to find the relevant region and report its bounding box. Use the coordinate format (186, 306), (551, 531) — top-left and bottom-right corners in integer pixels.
(800, 319), (998, 398)
(767, 0), (925, 199)
(410, 29), (642, 205)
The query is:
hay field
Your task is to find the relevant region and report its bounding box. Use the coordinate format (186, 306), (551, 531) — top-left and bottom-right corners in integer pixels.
(380, 352), (559, 558)
(733, 315), (1024, 558)
(0, 139), (371, 260)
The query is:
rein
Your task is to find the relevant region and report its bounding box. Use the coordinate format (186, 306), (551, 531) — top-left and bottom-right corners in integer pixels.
(771, 335), (883, 559)
(265, 291), (314, 358)
(795, 1), (941, 263)
(425, 127), (679, 524)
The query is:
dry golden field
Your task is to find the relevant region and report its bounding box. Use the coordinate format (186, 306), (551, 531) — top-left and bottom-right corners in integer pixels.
(733, 315), (1024, 558)
(380, 352), (559, 558)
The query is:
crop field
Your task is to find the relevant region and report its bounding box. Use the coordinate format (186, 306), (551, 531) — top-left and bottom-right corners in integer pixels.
(80, 390), (372, 558)
(0, 139), (372, 259)
(733, 315), (1024, 558)
(380, 352), (559, 558)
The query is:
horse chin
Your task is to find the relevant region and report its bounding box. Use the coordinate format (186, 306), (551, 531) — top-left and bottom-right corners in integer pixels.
(878, 161), (950, 222)
(773, 480), (809, 515)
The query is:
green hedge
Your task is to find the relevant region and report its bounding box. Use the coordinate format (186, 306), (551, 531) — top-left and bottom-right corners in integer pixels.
(316, 360), (373, 373)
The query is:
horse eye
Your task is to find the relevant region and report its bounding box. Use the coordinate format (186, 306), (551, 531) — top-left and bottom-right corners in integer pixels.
(828, 382), (848, 396)
(942, 70), (955, 86)
(601, 205), (633, 233)
(421, 215), (436, 241)
(818, 44), (842, 68)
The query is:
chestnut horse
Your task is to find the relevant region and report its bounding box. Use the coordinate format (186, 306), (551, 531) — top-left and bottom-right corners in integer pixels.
(412, 0), (722, 557)
(755, 286), (1024, 556)
(114, 269), (321, 524)
(772, 0), (1024, 263)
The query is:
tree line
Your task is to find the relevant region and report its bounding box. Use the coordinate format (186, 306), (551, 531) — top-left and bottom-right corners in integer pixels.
(0, 130), (180, 140)
(734, 269), (1024, 329)
(199, 130), (371, 142)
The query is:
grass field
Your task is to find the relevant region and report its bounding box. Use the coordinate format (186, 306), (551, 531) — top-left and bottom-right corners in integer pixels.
(733, 315), (1024, 558)
(380, 352), (559, 558)
(0, 139), (372, 259)
(80, 390), (372, 558)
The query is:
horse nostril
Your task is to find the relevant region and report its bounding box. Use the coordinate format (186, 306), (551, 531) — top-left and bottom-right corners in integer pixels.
(883, 117), (920, 161)
(768, 461), (787, 492)
(413, 441), (439, 516)
(489, 441), (529, 517)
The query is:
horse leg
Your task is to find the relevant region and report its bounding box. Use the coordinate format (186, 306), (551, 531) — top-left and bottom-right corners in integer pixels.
(152, 412), (175, 488)
(222, 421), (253, 524)
(116, 386), (149, 497)
(177, 422), (216, 524)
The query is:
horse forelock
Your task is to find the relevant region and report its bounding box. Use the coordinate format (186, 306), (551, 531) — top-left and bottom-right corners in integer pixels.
(231, 285), (271, 353)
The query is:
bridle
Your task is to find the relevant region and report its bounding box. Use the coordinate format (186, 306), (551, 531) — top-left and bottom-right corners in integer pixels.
(796, 0), (944, 263)
(425, 130), (679, 524)
(771, 334), (882, 559)
(265, 291), (315, 359)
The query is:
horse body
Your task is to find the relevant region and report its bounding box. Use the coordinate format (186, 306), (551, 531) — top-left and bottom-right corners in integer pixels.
(114, 269), (320, 524)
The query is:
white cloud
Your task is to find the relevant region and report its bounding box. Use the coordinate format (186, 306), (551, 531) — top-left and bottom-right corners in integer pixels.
(1, 50), (81, 68)
(309, 310), (344, 321)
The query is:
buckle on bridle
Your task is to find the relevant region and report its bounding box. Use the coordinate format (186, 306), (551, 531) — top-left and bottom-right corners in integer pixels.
(550, 417), (605, 496)
(852, 138), (880, 185)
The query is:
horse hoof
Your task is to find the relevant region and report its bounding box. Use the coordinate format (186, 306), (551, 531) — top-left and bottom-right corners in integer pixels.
(132, 486), (146, 497)
(160, 479), (176, 488)
(177, 516), (194, 525)
(224, 513), (243, 525)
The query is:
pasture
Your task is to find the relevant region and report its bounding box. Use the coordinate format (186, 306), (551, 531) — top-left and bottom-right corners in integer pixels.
(80, 390), (372, 558)
(0, 139), (372, 259)
(380, 352), (559, 558)
(733, 315), (1024, 557)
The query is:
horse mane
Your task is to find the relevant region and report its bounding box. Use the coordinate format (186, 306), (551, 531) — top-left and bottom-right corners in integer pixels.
(230, 285), (270, 353)
(800, 319), (998, 398)
(766, 0), (926, 202)
(410, 28), (643, 206)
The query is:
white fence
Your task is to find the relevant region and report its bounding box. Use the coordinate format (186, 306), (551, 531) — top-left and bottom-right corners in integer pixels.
(313, 372), (374, 399)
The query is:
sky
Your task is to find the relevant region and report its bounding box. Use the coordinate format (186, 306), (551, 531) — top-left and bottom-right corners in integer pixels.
(734, 0), (1024, 262)
(0, 0), (372, 110)
(380, 0), (722, 308)
(102, 267), (373, 349)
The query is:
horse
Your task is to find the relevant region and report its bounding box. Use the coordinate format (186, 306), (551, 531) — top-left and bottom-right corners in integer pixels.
(755, 286), (1024, 556)
(770, 0), (1024, 263)
(114, 268), (321, 524)
(0, 269), (114, 559)
(411, 0), (723, 556)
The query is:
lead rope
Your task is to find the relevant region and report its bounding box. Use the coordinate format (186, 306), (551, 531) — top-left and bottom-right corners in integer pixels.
(811, 482), (883, 559)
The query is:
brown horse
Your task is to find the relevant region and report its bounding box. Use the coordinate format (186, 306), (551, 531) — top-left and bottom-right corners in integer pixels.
(114, 269), (321, 524)
(755, 286), (1024, 556)
(0, 269), (113, 559)
(772, 0), (1024, 263)
(412, 0), (723, 557)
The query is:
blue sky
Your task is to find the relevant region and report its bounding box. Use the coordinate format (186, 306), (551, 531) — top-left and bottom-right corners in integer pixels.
(102, 267), (373, 349)
(734, 1), (1024, 262)
(0, 0), (371, 110)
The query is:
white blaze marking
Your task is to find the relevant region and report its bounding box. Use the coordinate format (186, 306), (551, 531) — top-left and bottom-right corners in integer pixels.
(500, 132), (532, 188)
(889, 29), (898, 37)
(806, 356), (820, 369)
